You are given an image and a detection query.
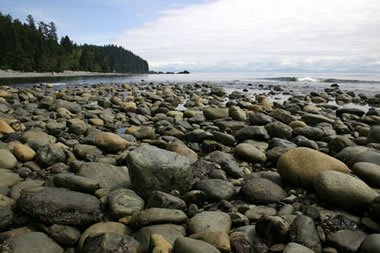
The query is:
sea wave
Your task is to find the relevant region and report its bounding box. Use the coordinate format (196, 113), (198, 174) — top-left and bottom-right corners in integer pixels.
(263, 76), (380, 84)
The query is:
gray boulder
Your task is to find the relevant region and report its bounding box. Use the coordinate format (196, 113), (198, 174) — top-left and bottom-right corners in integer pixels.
(174, 237), (220, 253)
(127, 145), (192, 197)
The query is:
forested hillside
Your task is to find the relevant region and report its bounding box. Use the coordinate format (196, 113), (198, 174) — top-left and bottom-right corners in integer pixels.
(0, 13), (149, 73)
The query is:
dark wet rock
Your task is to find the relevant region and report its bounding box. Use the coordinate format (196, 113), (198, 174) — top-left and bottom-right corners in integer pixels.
(73, 144), (103, 162)
(229, 106), (247, 121)
(289, 215), (321, 253)
(215, 120), (247, 132)
(240, 177), (286, 204)
(256, 215), (295, 245)
(293, 126), (324, 141)
(327, 229), (367, 253)
(265, 121), (293, 139)
(36, 144), (66, 167)
(249, 112), (272, 125)
(67, 118), (88, 135)
(191, 159), (218, 182)
(269, 109), (297, 124)
(78, 162), (131, 190)
(336, 108), (365, 117)
(0, 171), (21, 188)
(82, 233), (142, 253)
(108, 188), (144, 219)
(43, 224), (81, 246)
(147, 191), (186, 210)
(204, 151), (244, 178)
(234, 126), (269, 141)
(53, 173), (99, 194)
(188, 211), (231, 234)
(277, 147), (349, 188)
(18, 187), (102, 226)
(352, 149), (380, 166)
(291, 135), (319, 149)
(194, 179), (235, 200)
(317, 213), (358, 235)
(212, 131), (236, 147)
(127, 145), (192, 197)
(369, 196), (380, 222)
(210, 86), (226, 97)
(184, 129), (213, 142)
(130, 208), (187, 228)
(335, 146), (369, 166)
(50, 99), (81, 113)
(268, 137), (297, 149)
(0, 194), (14, 231)
(367, 125), (380, 143)
(301, 113), (335, 125)
(174, 237), (220, 253)
(328, 136), (356, 156)
(0, 232), (64, 253)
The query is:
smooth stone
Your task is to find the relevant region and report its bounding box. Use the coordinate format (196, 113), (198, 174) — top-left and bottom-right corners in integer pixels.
(211, 131), (236, 147)
(289, 215), (321, 253)
(0, 149), (18, 170)
(190, 231), (230, 253)
(50, 99), (81, 113)
(150, 233), (173, 253)
(265, 121), (293, 139)
(0, 119), (14, 134)
(88, 118), (104, 126)
(240, 177), (287, 204)
(78, 162), (131, 190)
(335, 146), (369, 166)
(210, 86), (226, 97)
(204, 151), (244, 178)
(277, 147), (350, 188)
(147, 191), (186, 210)
(82, 233), (141, 253)
(327, 230), (367, 253)
(130, 208), (187, 228)
(0, 194), (14, 231)
(13, 144), (36, 162)
(108, 188), (144, 219)
(328, 136), (356, 156)
(10, 180), (44, 200)
(233, 143), (266, 163)
(229, 106), (247, 121)
(95, 132), (129, 153)
(188, 211), (231, 234)
(203, 107), (229, 120)
(269, 109), (297, 124)
(352, 149), (380, 167)
(73, 144), (103, 162)
(134, 224), (186, 252)
(167, 139), (198, 162)
(127, 126), (156, 140)
(301, 113), (335, 125)
(244, 206), (277, 221)
(367, 125), (380, 143)
(0, 171), (21, 188)
(194, 179), (235, 200)
(369, 196), (380, 222)
(293, 126), (324, 141)
(0, 232), (64, 253)
(79, 222), (131, 249)
(53, 173), (99, 194)
(43, 224), (81, 246)
(174, 237), (220, 253)
(249, 112), (272, 125)
(234, 126), (269, 141)
(314, 171), (377, 209)
(352, 162), (380, 188)
(18, 187), (102, 226)
(21, 130), (56, 149)
(36, 144), (66, 167)
(283, 242), (314, 253)
(358, 234), (380, 253)
(127, 145), (192, 197)
(67, 118), (87, 135)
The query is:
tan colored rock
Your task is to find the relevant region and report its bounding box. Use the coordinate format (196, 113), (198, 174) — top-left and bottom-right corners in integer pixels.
(289, 120), (307, 129)
(88, 118), (104, 126)
(168, 140), (198, 162)
(257, 95), (273, 110)
(0, 119), (14, 134)
(56, 107), (74, 119)
(190, 231), (231, 253)
(95, 132), (128, 153)
(121, 101), (137, 112)
(277, 147), (350, 189)
(151, 233), (173, 253)
(13, 144), (36, 162)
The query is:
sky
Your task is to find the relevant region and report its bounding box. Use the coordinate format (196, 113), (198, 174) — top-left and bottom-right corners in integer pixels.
(1, 0), (380, 73)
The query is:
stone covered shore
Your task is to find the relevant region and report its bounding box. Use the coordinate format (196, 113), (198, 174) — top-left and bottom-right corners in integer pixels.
(0, 81), (380, 253)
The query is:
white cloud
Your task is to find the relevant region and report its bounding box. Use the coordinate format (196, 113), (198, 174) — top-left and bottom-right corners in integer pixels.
(114, 0), (380, 72)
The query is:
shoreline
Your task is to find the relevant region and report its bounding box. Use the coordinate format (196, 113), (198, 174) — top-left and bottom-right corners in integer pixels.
(0, 69), (134, 79)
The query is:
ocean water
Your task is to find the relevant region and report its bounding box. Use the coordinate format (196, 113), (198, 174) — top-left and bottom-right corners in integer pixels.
(2, 72), (380, 96)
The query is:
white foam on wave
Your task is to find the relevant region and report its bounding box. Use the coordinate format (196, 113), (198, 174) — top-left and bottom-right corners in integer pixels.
(296, 77), (319, 82)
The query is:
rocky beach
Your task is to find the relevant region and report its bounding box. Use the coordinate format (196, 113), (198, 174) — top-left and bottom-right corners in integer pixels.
(0, 79), (380, 253)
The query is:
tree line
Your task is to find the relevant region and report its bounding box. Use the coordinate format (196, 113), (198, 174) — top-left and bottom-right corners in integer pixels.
(0, 13), (149, 73)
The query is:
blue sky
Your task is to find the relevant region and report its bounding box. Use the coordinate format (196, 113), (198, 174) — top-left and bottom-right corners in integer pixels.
(1, 0), (380, 72)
